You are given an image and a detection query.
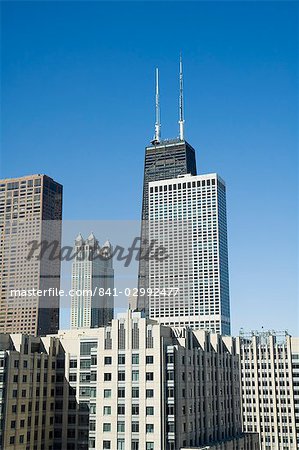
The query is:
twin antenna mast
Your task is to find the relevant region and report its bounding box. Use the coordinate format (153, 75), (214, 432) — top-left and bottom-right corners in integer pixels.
(151, 55), (185, 145)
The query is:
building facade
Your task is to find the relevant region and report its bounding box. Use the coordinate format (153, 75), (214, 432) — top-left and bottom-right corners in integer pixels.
(237, 331), (299, 450)
(70, 233), (114, 329)
(0, 174), (62, 336)
(1, 314), (267, 450)
(148, 173), (230, 335)
(56, 311), (241, 450)
(0, 334), (59, 450)
(137, 139), (197, 314)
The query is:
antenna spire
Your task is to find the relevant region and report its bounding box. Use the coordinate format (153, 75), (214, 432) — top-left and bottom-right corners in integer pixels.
(179, 54), (185, 141)
(152, 68), (161, 145)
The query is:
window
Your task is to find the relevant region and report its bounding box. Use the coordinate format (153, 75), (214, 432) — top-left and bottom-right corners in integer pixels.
(103, 423), (111, 432)
(104, 356), (112, 365)
(118, 404), (125, 415)
(69, 373), (77, 382)
(146, 372), (154, 381)
(132, 405), (139, 415)
(117, 421), (125, 432)
(132, 440), (139, 450)
(146, 355), (154, 364)
(11, 420), (16, 429)
(104, 406), (111, 415)
(132, 371), (139, 381)
(10, 437), (15, 445)
(132, 421), (139, 432)
(103, 441), (111, 449)
(146, 407), (154, 415)
(70, 359), (77, 368)
(118, 388), (125, 398)
(132, 387), (139, 398)
(104, 390), (111, 398)
(132, 354), (139, 364)
(118, 354), (125, 365)
(146, 389), (154, 398)
(80, 341), (97, 356)
(80, 359), (91, 369)
(146, 424), (154, 433)
(118, 371), (125, 381)
(80, 373), (90, 383)
(104, 373), (112, 381)
(117, 439), (125, 450)
(146, 443), (154, 450)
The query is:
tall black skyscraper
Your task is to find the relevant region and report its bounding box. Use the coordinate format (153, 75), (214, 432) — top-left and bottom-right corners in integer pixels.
(137, 63), (197, 313)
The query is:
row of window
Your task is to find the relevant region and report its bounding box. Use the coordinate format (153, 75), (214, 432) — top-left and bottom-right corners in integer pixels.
(70, 354), (154, 368)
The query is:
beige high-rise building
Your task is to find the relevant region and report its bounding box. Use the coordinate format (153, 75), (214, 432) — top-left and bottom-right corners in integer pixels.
(0, 313), (259, 450)
(237, 331), (299, 450)
(0, 174), (62, 336)
(54, 310), (252, 450)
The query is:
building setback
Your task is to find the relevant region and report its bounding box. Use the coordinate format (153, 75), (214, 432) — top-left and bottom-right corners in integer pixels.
(70, 233), (114, 329)
(0, 174), (62, 336)
(237, 331), (299, 450)
(148, 173), (230, 335)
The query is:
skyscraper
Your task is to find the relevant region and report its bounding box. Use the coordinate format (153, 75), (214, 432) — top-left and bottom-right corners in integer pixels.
(70, 233), (114, 329)
(0, 174), (62, 336)
(137, 63), (197, 314)
(148, 173), (231, 335)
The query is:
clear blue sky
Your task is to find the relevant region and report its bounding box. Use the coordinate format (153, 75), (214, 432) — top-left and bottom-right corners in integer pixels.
(1, 1), (298, 335)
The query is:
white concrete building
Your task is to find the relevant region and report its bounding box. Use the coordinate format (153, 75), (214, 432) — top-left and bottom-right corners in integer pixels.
(0, 314), (261, 450)
(237, 331), (299, 450)
(70, 233), (114, 329)
(56, 311), (242, 450)
(148, 173), (230, 335)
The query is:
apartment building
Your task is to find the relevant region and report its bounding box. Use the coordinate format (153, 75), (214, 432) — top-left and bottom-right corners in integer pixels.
(56, 310), (242, 450)
(237, 331), (299, 450)
(0, 314), (263, 450)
